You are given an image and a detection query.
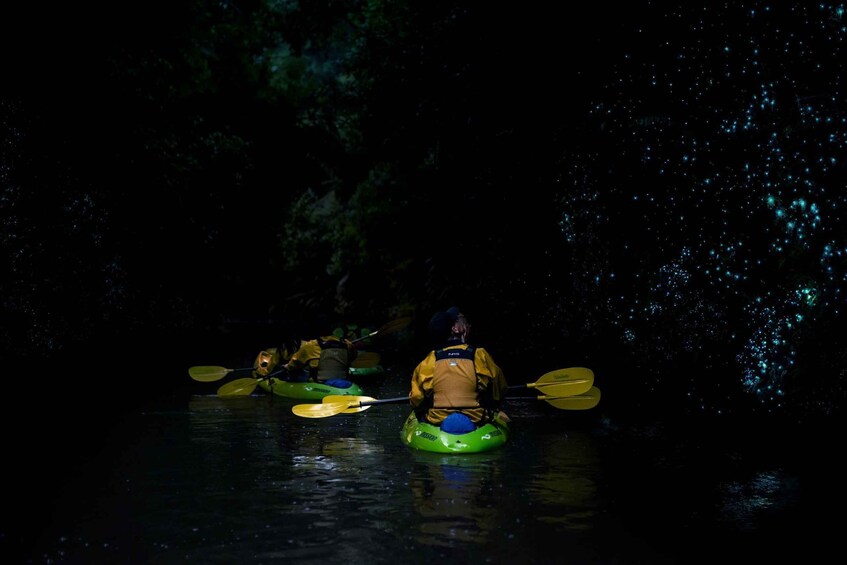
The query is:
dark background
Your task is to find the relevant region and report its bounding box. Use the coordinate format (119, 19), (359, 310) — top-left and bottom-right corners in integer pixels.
(3, 2), (846, 429)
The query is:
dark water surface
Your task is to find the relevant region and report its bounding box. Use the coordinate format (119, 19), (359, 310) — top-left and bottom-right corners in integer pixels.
(10, 373), (843, 564)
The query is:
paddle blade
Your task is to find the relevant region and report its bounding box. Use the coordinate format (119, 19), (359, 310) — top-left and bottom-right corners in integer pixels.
(351, 351), (381, 368)
(531, 379), (593, 397)
(189, 366), (233, 382)
(378, 316), (412, 335)
(292, 402), (351, 418)
(323, 395), (377, 414)
(352, 317), (412, 344)
(533, 367), (594, 387)
(541, 387), (601, 410)
(217, 378), (259, 397)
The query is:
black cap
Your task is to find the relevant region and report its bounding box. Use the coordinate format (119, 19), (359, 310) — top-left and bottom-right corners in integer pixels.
(427, 307), (460, 340)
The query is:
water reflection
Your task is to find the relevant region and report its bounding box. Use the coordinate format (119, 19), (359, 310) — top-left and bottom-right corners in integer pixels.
(518, 429), (600, 531)
(20, 391), (844, 564)
(716, 469), (800, 532)
(408, 450), (505, 546)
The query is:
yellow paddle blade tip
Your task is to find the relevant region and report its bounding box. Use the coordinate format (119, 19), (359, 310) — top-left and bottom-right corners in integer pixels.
(322, 395), (376, 414)
(543, 386), (601, 410)
(537, 367), (594, 384)
(322, 395), (376, 404)
(292, 402), (351, 418)
(189, 366), (231, 382)
(217, 377), (258, 396)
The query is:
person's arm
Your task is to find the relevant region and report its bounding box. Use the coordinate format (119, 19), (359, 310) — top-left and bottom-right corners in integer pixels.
(345, 339), (359, 363)
(476, 348), (507, 402)
(476, 348), (511, 422)
(285, 340), (320, 371)
(409, 352), (436, 408)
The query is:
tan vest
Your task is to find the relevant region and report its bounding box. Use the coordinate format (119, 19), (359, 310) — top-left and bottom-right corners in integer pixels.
(316, 337), (352, 382)
(428, 346), (486, 424)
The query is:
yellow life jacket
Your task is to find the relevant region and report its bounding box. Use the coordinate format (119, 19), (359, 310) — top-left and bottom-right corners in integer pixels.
(427, 345), (489, 425)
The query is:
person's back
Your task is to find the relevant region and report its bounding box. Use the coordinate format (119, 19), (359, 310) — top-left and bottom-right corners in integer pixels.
(253, 327), (358, 384)
(409, 307), (508, 433)
(314, 335), (358, 382)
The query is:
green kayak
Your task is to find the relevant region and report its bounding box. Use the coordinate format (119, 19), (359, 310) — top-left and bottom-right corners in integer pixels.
(349, 364), (385, 380)
(257, 377), (364, 400)
(400, 411), (510, 454)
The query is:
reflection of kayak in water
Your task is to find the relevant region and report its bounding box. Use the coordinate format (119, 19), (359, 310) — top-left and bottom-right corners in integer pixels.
(400, 411), (510, 454)
(256, 377), (364, 400)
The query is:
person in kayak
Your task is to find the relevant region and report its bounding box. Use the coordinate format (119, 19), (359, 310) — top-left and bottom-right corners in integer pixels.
(408, 307), (510, 433)
(282, 333), (358, 384)
(253, 333), (358, 386)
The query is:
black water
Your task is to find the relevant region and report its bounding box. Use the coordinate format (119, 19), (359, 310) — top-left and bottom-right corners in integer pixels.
(9, 371), (843, 564)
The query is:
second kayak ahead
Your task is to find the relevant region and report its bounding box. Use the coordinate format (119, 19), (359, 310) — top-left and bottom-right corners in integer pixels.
(257, 378), (364, 400)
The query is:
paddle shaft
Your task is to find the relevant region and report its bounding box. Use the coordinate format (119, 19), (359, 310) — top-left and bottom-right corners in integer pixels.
(346, 396), (408, 407)
(331, 369), (596, 408)
(330, 391), (594, 409)
(217, 368), (289, 396)
(351, 317), (411, 344)
(292, 366), (599, 417)
(508, 379), (592, 396)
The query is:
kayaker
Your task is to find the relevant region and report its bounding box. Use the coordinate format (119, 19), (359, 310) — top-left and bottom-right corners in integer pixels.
(253, 331), (358, 385)
(283, 334), (359, 384)
(408, 307), (510, 433)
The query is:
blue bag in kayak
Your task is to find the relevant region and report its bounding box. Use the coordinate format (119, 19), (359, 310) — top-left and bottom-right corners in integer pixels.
(325, 378), (353, 389)
(441, 412), (475, 434)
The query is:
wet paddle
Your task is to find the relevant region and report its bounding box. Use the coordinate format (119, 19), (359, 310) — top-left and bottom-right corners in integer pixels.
(293, 387), (602, 418)
(331, 368), (594, 414)
(217, 377), (263, 396)
(291, 368), (601, 418)
(215, 365), (303, 397)
(319, 381), (591, 415)
(191, 352), (381, 384)
(301, 367), (591, 408)
(507, 367), (593, 396)
(189, 365), (254, 382)
(523, 386), (602, 410)
(293, 395), (403, 417)
(350, 317), (412, 346)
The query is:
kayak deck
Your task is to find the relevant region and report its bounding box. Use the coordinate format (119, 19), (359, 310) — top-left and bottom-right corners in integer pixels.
(400, 411), (510, 454)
